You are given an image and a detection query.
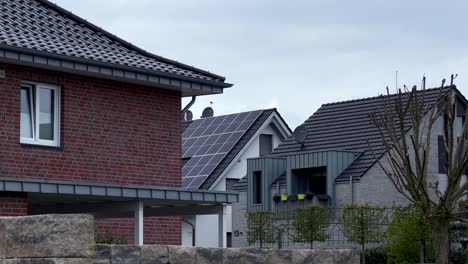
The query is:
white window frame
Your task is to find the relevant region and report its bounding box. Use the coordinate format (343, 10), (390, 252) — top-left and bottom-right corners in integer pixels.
(20, 82), (61, 147)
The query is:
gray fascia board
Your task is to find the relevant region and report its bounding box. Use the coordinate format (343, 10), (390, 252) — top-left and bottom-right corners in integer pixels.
(0, 177), (238, 204)
(0, 44), (232, 90)
(0, 54), (221, 97)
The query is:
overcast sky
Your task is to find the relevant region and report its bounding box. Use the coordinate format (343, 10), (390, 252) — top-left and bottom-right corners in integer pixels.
(53, 0), (468, 129)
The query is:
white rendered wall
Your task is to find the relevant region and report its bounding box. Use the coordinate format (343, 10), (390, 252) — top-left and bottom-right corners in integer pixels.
(186, 123), (285, 247)
(181, 216), (195, 246)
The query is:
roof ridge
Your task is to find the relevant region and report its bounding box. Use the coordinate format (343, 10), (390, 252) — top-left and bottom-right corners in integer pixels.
(35, 0), (225, 81)
(321, 85), (454, 107)
(185, 108), (276, 122)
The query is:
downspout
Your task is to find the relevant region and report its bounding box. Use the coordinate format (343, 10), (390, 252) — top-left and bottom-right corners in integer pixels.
(182, 219), (196, 246)
(181, 96), (196, 117)
(350, 175), (354, 204)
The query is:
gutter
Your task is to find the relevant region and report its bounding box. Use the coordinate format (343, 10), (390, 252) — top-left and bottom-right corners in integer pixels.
(182, 96), (196, 119)
(0, 44), (233, 89)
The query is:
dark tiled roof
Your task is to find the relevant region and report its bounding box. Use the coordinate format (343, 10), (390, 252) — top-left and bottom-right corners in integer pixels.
(231, 176), (247, 192)
(200, 109), (277, 189)
(231, 171), (286, 192)
(271, 87), (453, 182)
(0, 0), (225, 83)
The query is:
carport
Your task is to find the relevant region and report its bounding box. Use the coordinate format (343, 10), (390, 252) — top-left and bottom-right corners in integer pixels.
(0, 177), (238, 247)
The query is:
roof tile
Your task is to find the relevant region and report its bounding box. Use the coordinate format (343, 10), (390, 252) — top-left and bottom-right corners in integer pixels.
(0, 0), (224, 82)
(271, 87), (452, 182)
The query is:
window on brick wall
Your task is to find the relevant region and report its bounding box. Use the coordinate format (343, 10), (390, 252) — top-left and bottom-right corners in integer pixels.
(20, 83), (60, 147)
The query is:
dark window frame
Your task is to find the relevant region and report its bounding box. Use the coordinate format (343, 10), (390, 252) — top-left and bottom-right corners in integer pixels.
(259, 134), (273, 157)
(253, 171), (262, 204)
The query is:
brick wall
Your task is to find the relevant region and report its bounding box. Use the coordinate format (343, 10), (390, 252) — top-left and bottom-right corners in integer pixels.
(0, 63), (181, 187)
(0, 63), (183, 244)
(95, 217), (182, 245)
(0, 192), (28, 216)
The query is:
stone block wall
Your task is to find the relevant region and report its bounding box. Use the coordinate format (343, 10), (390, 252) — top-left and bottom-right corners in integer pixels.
(95, 245), (359, 264)
(0, 214), (95, 263)
(0, 214), (359, 264)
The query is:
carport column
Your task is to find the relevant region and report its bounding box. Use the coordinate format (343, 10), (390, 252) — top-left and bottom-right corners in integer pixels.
(134, 200), (144, 245)
(218, 207), (224, 248)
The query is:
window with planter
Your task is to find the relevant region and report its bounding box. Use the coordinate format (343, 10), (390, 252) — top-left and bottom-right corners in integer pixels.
(20, 83), (60, 147)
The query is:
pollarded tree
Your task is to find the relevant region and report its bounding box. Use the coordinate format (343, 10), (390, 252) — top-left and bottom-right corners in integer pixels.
(291, 205), (330, 249)
(342, 204), (387, 264)
(246, 211), (275, 248)
(368, 75), (468, 264)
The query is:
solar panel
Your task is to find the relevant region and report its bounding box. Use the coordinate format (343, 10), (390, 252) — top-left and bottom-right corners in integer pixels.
(182, 110), (263, 189)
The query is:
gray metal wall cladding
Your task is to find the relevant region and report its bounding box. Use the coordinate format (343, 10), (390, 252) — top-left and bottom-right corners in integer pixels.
(247, 157), (286, 211)
(247, 151), (359, 210)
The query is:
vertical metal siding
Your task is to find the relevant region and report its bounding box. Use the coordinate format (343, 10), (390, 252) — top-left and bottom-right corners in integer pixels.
(247, 151), (359, 211)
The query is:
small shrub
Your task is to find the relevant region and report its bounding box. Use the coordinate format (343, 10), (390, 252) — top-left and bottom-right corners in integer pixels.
(246, 211), (275, 248)
(362, 246), (387, 264)
(449, 247), (468, 264)
(291, 205), (330, 249)
(342, 204), (387, 264)
(96, 230), (128, 245)
(386, 207), (434, 264)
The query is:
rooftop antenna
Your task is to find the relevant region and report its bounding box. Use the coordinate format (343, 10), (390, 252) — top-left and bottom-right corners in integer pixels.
(183, 110), (193, 121)
(451, 73), (458, 86)
(395, 70), (398, 90)
(292, 125), (308, 149)
(201, 101), (214, 118)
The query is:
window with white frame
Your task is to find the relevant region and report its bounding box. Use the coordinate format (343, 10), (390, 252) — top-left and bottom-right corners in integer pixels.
(20, 83), (60, 146)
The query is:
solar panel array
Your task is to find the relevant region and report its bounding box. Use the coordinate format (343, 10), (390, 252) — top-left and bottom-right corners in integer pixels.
(182, 110), (263, 189)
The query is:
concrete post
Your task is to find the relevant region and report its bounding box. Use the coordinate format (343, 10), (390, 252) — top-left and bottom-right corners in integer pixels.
(134, 200), (144, 245)
(218, 210), (224, 248)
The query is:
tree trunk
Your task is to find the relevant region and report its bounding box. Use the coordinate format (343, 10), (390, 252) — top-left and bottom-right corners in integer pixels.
(420, 238), (427, 264)
(361, 244), (365, 264)
(431, 217), (450, 264)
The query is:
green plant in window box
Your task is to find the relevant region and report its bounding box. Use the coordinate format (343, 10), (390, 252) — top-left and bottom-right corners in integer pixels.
(281, 195), (288, 201)
(273, 194), (281, 203)
(305, 192), (314, 200)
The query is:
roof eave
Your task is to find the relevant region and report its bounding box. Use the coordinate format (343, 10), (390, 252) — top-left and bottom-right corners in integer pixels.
(0, 44), (232, 96)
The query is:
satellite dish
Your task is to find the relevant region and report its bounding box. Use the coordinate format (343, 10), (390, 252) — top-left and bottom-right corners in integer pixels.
(293, 125), (308, 143)
(184, 110), (193, 121)
(201, 107), (214, 118)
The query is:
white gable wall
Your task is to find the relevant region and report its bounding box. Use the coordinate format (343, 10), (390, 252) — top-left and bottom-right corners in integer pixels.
(183, 119), (289, 247)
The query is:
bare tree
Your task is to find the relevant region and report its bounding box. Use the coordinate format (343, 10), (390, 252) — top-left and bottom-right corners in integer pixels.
(368, 75), (467, 264)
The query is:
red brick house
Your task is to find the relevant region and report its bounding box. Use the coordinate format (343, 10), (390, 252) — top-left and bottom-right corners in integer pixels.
(0, 0), (236, 246)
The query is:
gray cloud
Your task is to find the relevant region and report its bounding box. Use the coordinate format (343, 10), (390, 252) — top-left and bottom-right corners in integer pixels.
(53, 0), (468, 128)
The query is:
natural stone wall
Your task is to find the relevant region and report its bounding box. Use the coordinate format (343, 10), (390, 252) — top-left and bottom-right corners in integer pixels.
(0, 214), (95, 263)
(95, 245), (359, 264)
(0, 214), (358, 264)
